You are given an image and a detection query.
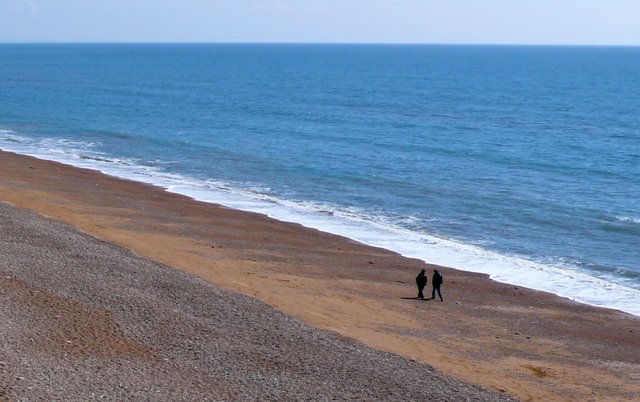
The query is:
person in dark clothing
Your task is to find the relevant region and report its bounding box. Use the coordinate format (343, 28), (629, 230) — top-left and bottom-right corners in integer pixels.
(431, 269), (443, 301)
(416, 269), (427, 299)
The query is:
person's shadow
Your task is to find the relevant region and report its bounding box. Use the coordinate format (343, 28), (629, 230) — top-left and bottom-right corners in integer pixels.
(401, 297), (430, 301)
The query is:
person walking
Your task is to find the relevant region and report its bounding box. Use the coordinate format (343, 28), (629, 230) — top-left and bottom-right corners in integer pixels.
(431, 269), (443, 301)
(416, 269), (427, 300)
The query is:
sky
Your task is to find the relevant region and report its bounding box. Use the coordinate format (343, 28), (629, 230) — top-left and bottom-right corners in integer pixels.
(1, 0), (639, 45)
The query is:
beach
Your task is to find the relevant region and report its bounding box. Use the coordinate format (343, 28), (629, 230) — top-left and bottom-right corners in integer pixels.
(0, 149), (638, 401)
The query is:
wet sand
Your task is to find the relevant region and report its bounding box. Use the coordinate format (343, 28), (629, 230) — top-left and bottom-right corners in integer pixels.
(1, 150), (639, 401)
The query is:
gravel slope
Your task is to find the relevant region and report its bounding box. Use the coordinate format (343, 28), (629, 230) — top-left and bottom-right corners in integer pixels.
(0, 201), (515, 401)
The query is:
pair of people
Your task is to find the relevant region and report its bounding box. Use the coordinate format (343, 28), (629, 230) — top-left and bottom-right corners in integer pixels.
(415, 269), (443, 301)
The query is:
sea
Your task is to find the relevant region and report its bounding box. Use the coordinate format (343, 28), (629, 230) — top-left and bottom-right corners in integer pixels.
(1, 44), (638, 316)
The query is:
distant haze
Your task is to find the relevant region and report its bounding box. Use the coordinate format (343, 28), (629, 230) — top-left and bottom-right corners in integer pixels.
(1, 0), (639, 45)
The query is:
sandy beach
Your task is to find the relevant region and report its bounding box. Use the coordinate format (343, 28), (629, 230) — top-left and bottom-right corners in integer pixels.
(1, 149), (638, 401)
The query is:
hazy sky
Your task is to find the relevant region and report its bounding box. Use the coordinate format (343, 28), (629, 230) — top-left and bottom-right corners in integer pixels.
(1, 0), (639, 45)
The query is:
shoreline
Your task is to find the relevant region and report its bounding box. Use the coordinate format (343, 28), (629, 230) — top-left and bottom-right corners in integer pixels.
(1, 149), (639, 401)
(3, 139), (638, 317)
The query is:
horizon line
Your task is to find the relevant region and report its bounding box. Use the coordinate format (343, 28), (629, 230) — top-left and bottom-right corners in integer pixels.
(1, 40), (639, 48)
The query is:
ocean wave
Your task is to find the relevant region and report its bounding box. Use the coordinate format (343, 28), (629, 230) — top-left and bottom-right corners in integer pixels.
(615, 215), (640, 225)
(0, 129), (26, 144)
(40, 137), (100, 150)
(599, 215), (640, 234)
(611, 266), (640, 281)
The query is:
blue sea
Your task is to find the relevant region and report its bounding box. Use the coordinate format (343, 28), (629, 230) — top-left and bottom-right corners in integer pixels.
(1, 44), (638, 315)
